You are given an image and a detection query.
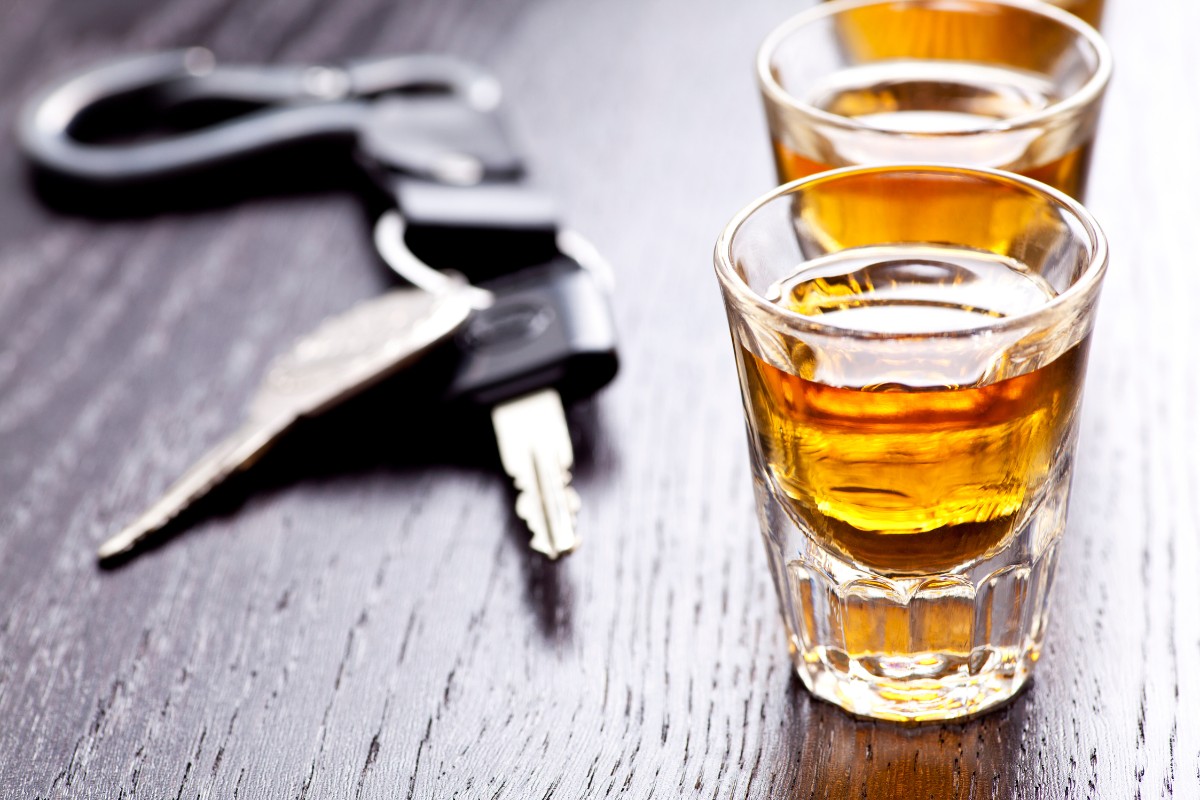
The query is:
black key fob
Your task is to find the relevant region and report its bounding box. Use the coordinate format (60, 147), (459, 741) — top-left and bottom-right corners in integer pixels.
(444, 255), (618, 407)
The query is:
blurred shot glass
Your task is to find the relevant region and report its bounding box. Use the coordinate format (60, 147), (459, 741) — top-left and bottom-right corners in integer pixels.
(714, 165), (1108, 722)
(760, 0), (1111, 198)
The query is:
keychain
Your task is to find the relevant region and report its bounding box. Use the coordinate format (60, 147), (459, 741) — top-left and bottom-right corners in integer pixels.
(18, 48), (619, 562)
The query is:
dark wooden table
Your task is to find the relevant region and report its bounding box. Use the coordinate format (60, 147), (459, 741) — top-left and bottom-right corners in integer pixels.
(1, 0), (1194, 797)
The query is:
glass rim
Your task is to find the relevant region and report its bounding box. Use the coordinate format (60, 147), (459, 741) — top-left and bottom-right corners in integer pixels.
(713, 164), (1109, 342)
(756, 0), (1113, 139)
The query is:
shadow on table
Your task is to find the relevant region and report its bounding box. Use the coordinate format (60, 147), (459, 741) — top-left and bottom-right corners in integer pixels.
(772, 678), (1033, 799)
(99, 349), (612, 643)
(28, 139), (371, 219)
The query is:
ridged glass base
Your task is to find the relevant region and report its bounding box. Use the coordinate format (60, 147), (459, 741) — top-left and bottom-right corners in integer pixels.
(757, 461), (1070, 724)
(791, 641), (1035, 723)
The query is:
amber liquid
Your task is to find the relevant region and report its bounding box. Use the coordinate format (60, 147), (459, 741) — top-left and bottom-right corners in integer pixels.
(742, 245), (1088, 576)
(1048, 0), (1105, 27)
(822, 0), (1104, 31)
(827, 2), (1101, 67)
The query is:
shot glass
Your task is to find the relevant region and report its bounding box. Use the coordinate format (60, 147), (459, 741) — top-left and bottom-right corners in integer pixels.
(760, 0), (1111, 199)
(714, 165), (1108, 722)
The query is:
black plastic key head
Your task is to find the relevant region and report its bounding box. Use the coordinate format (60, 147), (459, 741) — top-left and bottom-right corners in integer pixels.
(445, 255), (618, 407)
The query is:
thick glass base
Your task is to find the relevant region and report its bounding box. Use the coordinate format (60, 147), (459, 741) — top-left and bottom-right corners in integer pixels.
(791, 641), (1035, 723)
(757, 462), (1070, 724)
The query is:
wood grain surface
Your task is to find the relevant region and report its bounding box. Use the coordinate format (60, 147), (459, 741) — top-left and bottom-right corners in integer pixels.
(0, 0), (1194, 797)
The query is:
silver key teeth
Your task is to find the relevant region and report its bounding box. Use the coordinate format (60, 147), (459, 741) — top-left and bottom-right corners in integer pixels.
(514, 470), (581, 559)
(491, 389), (580, 559)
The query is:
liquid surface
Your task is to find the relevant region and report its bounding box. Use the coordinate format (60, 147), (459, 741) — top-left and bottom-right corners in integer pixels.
(743, 245), (1087, 574)
(808, 61), (1059, 128)
(767, 244), (1057, 335)
(773, 60), (1092, 197)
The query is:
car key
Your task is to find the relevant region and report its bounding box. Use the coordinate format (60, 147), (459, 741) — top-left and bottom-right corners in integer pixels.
(97, 284), (474, 562)
(21, 51), (620, 564)
(443, 252), (618, 559)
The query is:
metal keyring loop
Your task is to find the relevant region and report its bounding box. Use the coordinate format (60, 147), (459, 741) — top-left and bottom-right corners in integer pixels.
(372, 211), (494, 309)
(373, 210), (616, 306)
(17, 49), (504, 184)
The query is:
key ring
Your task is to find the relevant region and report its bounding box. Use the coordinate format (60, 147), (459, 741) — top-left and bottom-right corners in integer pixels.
(373, 210), (495, 308)
(373, 211), (616, 309)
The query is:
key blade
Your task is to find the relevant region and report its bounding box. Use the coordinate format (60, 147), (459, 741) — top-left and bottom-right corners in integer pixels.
(491, 389), (580, 559)
(251, 284), (474, 422)
(99, 285), (473, 564)
(97, 418), (288, 562)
